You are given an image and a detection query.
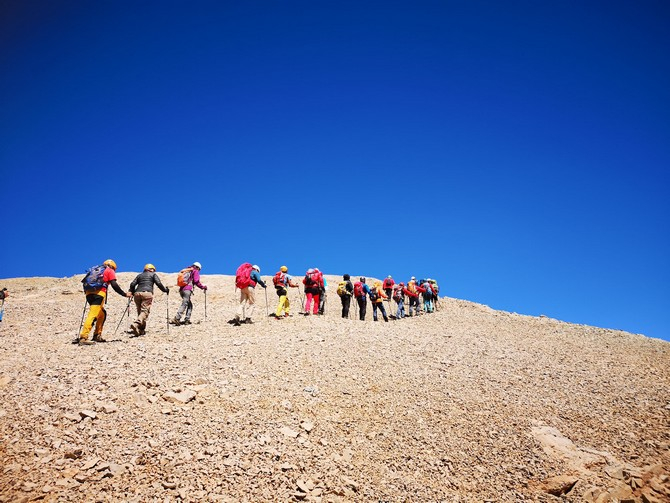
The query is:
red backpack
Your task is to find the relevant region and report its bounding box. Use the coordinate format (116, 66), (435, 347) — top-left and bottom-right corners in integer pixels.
(273, 271), (286, 287)
(383, 278), (394, 289)
(353, 282), (363, 297)
(235, 263), (253, 289)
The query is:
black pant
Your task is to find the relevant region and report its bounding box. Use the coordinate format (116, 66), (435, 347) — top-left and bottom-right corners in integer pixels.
(357, 297), (367, 320)
(341, 294), (351, 318)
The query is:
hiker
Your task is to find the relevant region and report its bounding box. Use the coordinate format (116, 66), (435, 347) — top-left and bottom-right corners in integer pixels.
(393, 283), (406, 319)
(353, 277), (371, 321)
(171, 262), (207, 326)
(317, 268), (327, 315)
(273, 265), (298, 319)
(370, 280), (389, 322)
(128, 264), (169, 336)
(231, 264), (266, 326)
(0, 288), (8, 322)
(382, 275), (395, 299)
(394, 282), (417, 319)
(79, 259), (132, 345)
(336, 274), (354, 318)
(422, 278), (434, 313)
(407, 277), (420, 317)
(429, 279), (440, 310)
(302, 268), (323, 316)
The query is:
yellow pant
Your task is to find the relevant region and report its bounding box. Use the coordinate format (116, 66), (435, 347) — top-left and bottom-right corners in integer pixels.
(80, 291), (107, 339)
(275, 294), (290, 316)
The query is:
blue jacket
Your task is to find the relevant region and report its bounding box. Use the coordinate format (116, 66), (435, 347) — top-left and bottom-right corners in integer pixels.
(251, 270), (266, 288)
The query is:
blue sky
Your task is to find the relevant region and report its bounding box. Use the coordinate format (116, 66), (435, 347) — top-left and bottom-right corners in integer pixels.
(1, 1), (668, 340)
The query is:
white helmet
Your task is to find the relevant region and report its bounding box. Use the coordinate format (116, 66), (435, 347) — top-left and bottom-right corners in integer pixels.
(410, 276), (416, 281)
(307, 268), (314, 274)
(252, 264), (260, 272)
(193, 262), (202, 269)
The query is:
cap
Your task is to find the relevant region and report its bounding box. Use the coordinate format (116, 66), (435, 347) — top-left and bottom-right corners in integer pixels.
(193, 262), (202, 269)
(252, 265), (260, 272)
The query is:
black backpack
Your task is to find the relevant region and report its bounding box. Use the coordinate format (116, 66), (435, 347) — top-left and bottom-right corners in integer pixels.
(369, 288), (378, 302)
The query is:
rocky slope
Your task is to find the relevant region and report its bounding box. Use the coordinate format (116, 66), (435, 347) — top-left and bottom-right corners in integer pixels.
(0, 273), (668, 502)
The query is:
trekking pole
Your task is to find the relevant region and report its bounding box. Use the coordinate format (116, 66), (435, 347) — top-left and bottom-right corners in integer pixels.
(166, 291), (170, 335)
(204, 289), (207, 321)
(114, 297), (132, 335)
(0, 298), (4, 322)
(77, 298), (87, 338)
(264, 287), (269, 318)
(297, 289), (305, 314)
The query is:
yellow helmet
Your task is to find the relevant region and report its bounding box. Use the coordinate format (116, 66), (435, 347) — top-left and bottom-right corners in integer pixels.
(144, 263), (156, 272)
(280, 265), (288, 272)
(103, 259), (117, 270)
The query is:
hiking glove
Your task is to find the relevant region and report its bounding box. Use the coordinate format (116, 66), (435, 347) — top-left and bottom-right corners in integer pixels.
(165, 287), (170, 294)
(203, 286), (208, 291)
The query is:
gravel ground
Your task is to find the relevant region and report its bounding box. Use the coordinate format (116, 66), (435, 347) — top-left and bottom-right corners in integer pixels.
(0, 273), (668, 502)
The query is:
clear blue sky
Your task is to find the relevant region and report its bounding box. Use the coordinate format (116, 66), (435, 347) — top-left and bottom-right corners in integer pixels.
(1, 1), (668, 341)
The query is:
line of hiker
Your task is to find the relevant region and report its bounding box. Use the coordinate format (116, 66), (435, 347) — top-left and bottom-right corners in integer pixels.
(75, 260), (440, 345)
(336, 274), (440, 322)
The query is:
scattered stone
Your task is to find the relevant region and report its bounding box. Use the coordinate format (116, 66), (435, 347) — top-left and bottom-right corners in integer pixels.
(300, 421), (314, 433)
(79, 410), (97, 419)
(296, 479), (309, 493)
(81, 458), (99, 470)
(101, 403), (118, 414)
(64, 449), (83, 460)
(162, 481), (177, 489)
(163, 390), (196, 404)
(540, 475), (578, 496)
(280, 426), (300, 438)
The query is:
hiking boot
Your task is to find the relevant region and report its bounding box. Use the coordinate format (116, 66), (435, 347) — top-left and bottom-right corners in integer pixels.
(170, 317), (181, 325)
(139, 329), (146, 335)
(182, 320), (192, 325)
(78, 338), (95, 346)
(243, 318), (253, 324)
(273, 315), (282, 320)
(130, 324), (140, 336)
(284, 313), (290, 318)
(92, 335), (107, 343)
(229, 316), (242, 326)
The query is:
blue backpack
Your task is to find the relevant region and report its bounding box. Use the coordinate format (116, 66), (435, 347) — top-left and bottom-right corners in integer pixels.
(82, 265), (107, 292)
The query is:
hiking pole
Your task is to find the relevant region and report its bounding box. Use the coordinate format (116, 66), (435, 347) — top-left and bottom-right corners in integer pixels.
(76, 298), (87, 338)
(166, 291), (170, 335)
(264, 287), (269, 318)
(114, 297), (132, 335)
(204, 289), (207, 321)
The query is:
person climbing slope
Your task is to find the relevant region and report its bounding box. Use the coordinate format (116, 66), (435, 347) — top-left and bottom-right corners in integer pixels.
(79, 259), (132, 345)
(353, 277), (371, 321)
(302, 268), (323, 316)
(273, 265), (298, 319)
(231, 264), (266, 326)
(171, 262), (207, 326)
(370, 280), (389, 322)
(337, 274), (354, 318)
(128, 263), (169, 336)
